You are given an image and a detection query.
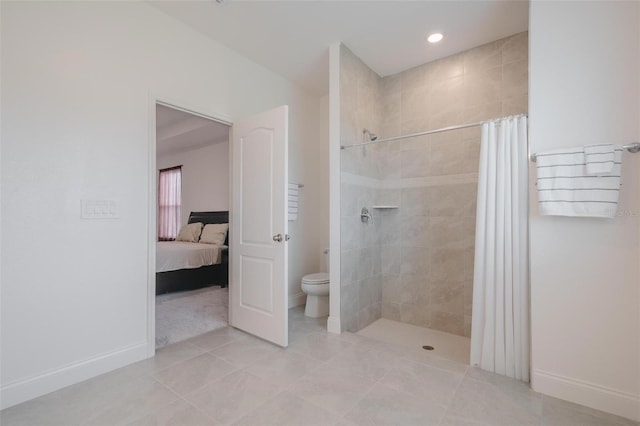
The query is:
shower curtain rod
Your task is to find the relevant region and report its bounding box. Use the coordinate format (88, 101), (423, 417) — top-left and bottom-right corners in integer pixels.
(340, 114), (528, 150)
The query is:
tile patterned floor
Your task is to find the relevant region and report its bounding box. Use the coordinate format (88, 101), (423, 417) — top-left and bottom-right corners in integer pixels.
(1, 307), (637, 426)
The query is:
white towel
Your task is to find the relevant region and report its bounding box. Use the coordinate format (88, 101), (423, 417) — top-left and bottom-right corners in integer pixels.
(584, 144), (617, 175)
(535, 146), (622, 218)
(288, 183), (300, 221)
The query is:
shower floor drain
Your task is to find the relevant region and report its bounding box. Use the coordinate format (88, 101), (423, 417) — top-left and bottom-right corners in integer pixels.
(422, 345), (434, 351)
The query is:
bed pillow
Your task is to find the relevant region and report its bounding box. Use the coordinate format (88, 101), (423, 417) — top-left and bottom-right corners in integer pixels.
(199, 223), (229, 245)
(176, 222), (203, 243)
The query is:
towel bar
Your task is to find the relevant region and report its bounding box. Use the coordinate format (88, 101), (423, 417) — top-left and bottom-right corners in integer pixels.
(530, 142), (640, 162)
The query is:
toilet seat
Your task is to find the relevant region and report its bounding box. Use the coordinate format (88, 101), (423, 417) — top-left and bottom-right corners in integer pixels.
(302, 250), (330, 318)
(301, 272), (329, 284)
(301, 272), (329, 318)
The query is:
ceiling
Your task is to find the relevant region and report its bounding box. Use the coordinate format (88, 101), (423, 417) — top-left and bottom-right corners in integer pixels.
(156, 104), (229, 156)
(150, 0), (529, 95)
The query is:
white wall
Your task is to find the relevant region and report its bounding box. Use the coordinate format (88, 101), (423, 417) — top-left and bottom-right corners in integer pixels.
(529, 1), (640, 421)
(327, 43), (342, 334)
(158, 141), (230, 223)
(286, 91), (330, 309)
(317, 94), (330, 254)
(0, 1), (327, 408)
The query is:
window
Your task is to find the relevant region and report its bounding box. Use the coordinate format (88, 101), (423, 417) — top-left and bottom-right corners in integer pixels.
(158, 166), (182, 241)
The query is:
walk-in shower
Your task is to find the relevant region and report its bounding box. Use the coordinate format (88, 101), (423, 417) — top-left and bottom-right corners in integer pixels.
(339, 31), (529, 362)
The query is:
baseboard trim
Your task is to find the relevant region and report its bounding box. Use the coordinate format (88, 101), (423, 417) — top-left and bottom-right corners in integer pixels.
(532, 369), (640, 422)
(0, 341), (148, 410)
(327, 315), (341, 334)
(288, 292), (306, 309)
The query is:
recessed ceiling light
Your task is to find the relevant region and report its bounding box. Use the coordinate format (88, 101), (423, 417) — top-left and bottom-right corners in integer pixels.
(427, 33), (443, 43)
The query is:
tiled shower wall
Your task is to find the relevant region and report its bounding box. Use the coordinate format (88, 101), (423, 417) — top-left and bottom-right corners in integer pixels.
(340, 32), (528, 335)
(340, 45), (384, 332)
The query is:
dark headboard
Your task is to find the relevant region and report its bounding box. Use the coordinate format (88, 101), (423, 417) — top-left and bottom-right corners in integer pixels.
(188, 211), (229, 245)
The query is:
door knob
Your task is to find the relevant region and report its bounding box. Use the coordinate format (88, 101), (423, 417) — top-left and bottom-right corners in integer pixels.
(273, 234), (283, 242)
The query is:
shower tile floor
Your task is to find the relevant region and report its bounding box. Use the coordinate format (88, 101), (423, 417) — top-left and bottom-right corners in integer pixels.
(2, 307), (635, 426)
(357, 318), (471, 365)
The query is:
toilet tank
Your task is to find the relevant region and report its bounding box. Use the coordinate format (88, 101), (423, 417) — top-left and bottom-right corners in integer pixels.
(323, 248), (330, 273)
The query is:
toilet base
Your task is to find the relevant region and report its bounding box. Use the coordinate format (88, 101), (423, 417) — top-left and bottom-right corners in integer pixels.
(304, 294), (329, 318)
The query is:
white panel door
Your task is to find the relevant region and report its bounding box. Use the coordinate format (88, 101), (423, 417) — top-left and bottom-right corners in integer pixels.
(230, 105), (288, 347)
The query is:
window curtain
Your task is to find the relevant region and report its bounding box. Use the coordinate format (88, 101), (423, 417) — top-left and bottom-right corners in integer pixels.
(471, 115), (529, 381)
(158, 166), (182, 241)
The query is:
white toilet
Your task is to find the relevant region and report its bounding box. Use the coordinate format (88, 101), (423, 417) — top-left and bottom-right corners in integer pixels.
(301, 249), (330, 318)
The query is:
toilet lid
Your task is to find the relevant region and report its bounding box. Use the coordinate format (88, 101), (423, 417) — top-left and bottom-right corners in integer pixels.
(302, 272), (329, 284)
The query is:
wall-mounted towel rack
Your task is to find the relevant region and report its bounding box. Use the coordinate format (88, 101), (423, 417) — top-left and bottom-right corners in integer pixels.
(530, 142), (640, 162)
(288, 183), (302, 221)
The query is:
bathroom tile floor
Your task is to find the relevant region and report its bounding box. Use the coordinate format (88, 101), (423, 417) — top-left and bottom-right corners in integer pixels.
(2, 307), (636, 426)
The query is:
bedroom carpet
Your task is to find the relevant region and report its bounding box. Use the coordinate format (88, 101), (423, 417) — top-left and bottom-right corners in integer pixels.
(155, 286), (228, 348)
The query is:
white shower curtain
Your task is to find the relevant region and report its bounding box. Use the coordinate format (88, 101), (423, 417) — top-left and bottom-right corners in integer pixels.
(470, 115), (529, 381)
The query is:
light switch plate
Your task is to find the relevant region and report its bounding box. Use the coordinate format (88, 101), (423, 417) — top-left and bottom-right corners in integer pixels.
(81, 200), (119, 219)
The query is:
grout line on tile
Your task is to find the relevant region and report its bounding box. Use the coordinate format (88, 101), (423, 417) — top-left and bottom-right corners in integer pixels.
(228, 388), (290, 425)
(152, 357), (242, 400)
(436, 363), (470, 426)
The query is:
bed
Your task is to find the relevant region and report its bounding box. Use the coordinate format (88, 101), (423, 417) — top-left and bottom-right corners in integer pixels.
(156, 211), (229, 295)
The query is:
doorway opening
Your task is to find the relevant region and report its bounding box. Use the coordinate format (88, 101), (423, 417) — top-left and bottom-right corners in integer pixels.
(153, 102), (231, 349)
(148, 101), (298, 356)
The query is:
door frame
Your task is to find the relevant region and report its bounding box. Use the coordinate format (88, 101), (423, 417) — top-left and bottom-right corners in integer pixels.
(146, 94), (232, 357)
